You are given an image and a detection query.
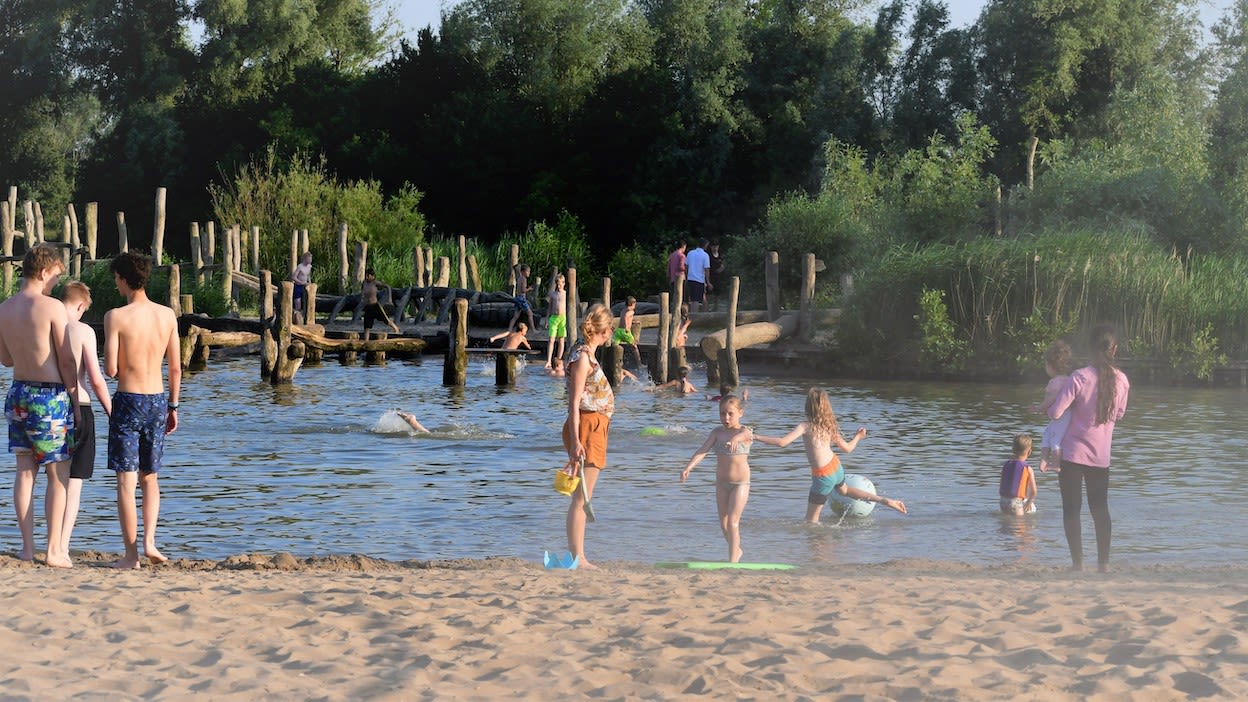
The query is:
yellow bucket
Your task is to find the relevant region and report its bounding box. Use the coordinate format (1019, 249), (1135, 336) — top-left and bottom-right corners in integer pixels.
(554, 469), (580, 496)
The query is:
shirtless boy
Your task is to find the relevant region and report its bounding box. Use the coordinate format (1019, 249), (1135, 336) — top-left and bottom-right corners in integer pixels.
(361, 268), (400, 341)
(60, 281), (112, 558)
(490, 322), (532, 350)
(104, 252), (181, 569)
(0, 244), (79, 566)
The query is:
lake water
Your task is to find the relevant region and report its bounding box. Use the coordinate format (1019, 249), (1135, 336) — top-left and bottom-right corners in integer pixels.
(3, 353), (1246, 568)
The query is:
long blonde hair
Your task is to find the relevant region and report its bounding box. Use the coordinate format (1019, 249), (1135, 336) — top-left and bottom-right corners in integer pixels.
(580, 303), (614, 341)
(804, 388), (841, 443)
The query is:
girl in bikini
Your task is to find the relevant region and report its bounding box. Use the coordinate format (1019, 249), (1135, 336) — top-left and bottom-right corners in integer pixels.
(754, 387), (906, 523)
(679, 394), (753, 562)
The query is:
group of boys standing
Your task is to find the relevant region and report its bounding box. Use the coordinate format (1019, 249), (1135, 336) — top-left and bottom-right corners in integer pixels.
(0, 244), (180, 568)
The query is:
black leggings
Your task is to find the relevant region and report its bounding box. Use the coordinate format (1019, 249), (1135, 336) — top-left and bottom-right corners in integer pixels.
(1058, 461), (1111, 570)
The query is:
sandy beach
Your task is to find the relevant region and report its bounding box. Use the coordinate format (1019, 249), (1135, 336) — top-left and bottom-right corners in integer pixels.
(0, 553), (1244, 700)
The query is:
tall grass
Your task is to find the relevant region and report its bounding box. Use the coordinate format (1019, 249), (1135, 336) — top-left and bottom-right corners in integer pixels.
(839, 226), (1248, 375)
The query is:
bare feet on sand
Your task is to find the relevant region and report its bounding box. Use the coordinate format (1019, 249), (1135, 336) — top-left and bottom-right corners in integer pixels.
(17, 549), (33, 562)
(45, 554), (73, 568)
(578, 560), (599, 571)
(145, 547), (168, 565)
(111, 557), (142, 569)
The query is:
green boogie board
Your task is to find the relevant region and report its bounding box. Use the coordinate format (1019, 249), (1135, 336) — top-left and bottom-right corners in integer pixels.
(655, 561), (798, 571)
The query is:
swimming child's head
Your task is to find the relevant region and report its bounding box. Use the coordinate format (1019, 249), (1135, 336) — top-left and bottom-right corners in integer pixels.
(678, 365), (690, 380)
(552, 357), (564, 370)
(804, 387), (840, 440)
(719, 381), (736, 396)
(1044, 340), (1073, 377)
(517, 322), (528, 334)
(1013, 433), (1033, 459)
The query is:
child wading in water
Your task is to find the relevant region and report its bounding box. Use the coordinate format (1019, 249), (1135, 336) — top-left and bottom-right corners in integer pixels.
(680, 395), (753, 562)
(1038, 340), (1073, 472)
(755, 388), (906, 522)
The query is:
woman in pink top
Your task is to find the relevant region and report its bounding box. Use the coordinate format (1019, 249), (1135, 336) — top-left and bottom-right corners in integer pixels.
(1048, 325), (1129, 572)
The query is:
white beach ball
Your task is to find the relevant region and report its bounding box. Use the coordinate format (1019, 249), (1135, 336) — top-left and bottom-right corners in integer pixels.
(828, 474), (877, 518)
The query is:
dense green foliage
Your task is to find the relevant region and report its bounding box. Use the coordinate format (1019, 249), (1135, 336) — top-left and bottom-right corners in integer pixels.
(5, 0), (1248, 378)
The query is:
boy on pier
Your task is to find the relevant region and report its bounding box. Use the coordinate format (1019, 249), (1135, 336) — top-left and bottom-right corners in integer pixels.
(508, 264), (536, 332)
(361, 268), (401, 341)
(490, 323), (532, 350)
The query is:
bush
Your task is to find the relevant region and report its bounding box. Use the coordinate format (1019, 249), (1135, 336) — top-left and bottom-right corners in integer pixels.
(606, 242), (666, 302)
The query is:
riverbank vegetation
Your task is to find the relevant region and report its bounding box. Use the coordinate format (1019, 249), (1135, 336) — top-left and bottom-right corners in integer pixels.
(6, 0), (1248, 378)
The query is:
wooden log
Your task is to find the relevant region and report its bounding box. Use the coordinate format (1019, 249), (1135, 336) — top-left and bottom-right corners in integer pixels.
(117, 211), (128, 253)
(799, 253), (816, 342)
(337, 222), (349, 294)
(167, 264), (181, 316)
(413, 246), (424, 288)
(179, 295), (197, 370)
(67, 204), (80, 277)
(153, 187), (166, 265)
(507, 244), (519, 294)
(443, 297), (468, 386)
(566, 267), (579, 352)
(190, 223), (203, 286)
(716, 276), (742, 388)
(365, 332), (387, 366)
(204, 222), (216, 268)
(601, 277), (611, 311)
(352, 240), (367, 291)
(198, 330), (259, 348)
(271, 280), (304, 384)
(394, 286), (413, 322)
(251, 225), (261, 278)
(340, 332), (359, 365)
(424, 248), (433, 287)
(765, 251), (780, 321)
(668, 272), (685, 376)
(652, 292), (670, 383)
(85, 202), (98, 260)
(700, 314), (799, 380)
(300, 229), (309, 256)
(435, 256), (450, 287)
(260, 270), (277, 378)
(305, 282), (318, 327)
(0, 201), (12, 291)
(232, 225), (243, 273)
(599, 342), (623, 388)
(458, 235), (468, 289)
(495, 350), (517, 386)
(467, 254), (480, 292)
(33, 202), (43, 243)
(5, 187), (14, 232)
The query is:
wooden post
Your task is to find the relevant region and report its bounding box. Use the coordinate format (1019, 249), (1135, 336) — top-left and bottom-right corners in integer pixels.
(0, 202), (12, 292)
(716, 276), (741, 389)
(179, 295), (197, 370)
(669, 272), (685, 364)
(232, 225), (243, 273)
(190, 223), (203, 286)
(299, 229), (309, 256)
(22, 201), (34, 244)
(117, 212), (128, 253)
(566, 267), (579, 351)
(305, 282), (318, 326)
(204, 221), (216, 268)
(289, 230), (299, 281)
(33, 202), (43, 244)
(653, 292), (670, 383)
(458, 235), (468, 289)
(495, 351), (517, 386)
(260, 270), (277, 378)
(67, 204), (80, 277)
(424, 248), (433, 286)
(799, 253), (816, 342)
(251, 225), (261, 278)
(601, 277), (611, 311)
(600, 343), (623, 388)
(338, 223), (350, 294)
(413, 246), (425, 287)
(5, 187), (14, 233)
(167, 264), (181, 316)
(435, 256), (450, 287)
(271, 280), (305, 384)
(340, 332), (359, 365)
(153, 187), (166, 265)
(765, 251), (780, 321)
(60, 215), (71, 271)
(507, 244), (519, 294)
(221, 233), (234, 308)
(467, 255), (480, 292)
(365, 332), (387, 366)
(85, 202), (98, 260)
(352, 240), (368, 291)
(443, 297), (468, 386)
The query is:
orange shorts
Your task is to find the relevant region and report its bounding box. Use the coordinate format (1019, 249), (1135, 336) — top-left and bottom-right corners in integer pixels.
(563, 411), (610, 469)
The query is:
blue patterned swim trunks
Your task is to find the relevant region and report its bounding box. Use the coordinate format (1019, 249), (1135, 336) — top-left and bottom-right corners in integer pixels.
(108, 392), (167, 473)
(6, 380), (74, 465)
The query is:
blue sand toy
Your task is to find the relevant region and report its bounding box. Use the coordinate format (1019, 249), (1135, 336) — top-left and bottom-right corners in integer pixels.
(544, 551), (580, 570)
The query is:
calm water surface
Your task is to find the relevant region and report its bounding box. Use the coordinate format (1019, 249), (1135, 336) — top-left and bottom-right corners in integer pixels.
(3, 355), (1245, 567)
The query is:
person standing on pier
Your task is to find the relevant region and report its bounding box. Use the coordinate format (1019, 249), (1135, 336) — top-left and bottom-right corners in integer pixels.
(361, 268), (401, 341)
(291, 251), (312, 325)
(104, 252), (181, 569)
(0, 244), (79, 567)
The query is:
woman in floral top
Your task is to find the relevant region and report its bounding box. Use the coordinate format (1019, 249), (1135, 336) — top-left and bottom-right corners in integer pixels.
(562, 304), (615, 569)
